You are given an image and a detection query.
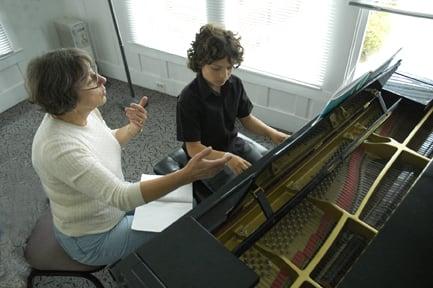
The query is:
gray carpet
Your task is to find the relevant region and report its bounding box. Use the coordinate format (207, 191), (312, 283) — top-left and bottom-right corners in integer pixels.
(0, 78), (273, 287)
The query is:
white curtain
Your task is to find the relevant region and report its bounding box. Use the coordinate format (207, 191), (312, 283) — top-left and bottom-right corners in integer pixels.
(124, 0), (337, 87)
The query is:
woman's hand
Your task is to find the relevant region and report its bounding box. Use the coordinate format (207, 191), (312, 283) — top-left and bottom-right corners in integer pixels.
(226, 153), (251, 175)
(125, 96), (148, 134)
(181, 147), (231, 183)
(270, 130), (290, 144)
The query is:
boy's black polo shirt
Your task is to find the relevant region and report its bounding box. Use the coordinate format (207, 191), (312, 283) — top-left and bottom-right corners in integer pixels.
(176, 73), (253, 152)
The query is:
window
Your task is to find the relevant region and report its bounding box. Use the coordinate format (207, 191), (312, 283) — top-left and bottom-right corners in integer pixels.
(225, 0), (335, 86)
(124, 0), (206, 57)
(124, 0), (337, 87)
(0, 23), (13, 58)
(354, 0), (433, 80)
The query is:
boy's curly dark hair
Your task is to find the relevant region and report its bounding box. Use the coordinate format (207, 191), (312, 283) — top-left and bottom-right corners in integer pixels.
(187, 24), (244, 72)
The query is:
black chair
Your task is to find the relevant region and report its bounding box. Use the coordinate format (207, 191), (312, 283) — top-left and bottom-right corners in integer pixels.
(153, 133), (268, 202)
(25, 208), (105, 288)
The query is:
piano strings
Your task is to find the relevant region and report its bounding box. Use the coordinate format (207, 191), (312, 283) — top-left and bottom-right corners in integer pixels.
(311, 146), (386, 214)
(408, 115), (433, 158)
(240, 247), (293, 288)
(360, 164), (419, 229)
(234, 200), (336, 287)
(311, 228), (368, 288)
(257, 200), (335, 270)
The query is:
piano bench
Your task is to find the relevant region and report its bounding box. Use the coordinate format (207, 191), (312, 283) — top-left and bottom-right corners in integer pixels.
(153, 147), (188, 176)
(153, 133), (269, 202)
(25, 208), (105, 288)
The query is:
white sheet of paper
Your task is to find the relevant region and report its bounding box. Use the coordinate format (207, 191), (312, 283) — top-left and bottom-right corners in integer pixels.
(131, 201), (192, 232)
(131, 174), (193, 232)
(140, 174), (193, 203)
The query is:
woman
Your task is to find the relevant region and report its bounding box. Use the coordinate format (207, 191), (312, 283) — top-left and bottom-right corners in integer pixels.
(27, 48), (230, 266)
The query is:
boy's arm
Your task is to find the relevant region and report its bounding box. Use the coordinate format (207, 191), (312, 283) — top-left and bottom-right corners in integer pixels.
(185, 141), (251, 175)
(185, 142), (225, 159)
(239, 114), (289, 144)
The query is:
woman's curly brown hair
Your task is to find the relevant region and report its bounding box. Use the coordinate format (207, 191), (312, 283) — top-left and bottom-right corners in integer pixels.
(26, 48), (92, 115)
(187, 24), (244, 72)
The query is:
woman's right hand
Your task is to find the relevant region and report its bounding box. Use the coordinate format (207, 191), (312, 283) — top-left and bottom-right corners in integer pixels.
(225, 153), (251, 175)
(181, 147), (231, 183)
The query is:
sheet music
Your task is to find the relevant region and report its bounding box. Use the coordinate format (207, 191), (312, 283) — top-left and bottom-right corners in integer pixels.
(131, 174), (193, 232)
(313, 49), (402, 126)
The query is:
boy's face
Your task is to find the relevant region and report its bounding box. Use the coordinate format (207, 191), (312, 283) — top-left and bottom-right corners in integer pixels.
(201, 57), (233, 92)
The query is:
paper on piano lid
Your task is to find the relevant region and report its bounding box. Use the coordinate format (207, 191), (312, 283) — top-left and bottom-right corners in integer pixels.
(131, 174), (193, 232)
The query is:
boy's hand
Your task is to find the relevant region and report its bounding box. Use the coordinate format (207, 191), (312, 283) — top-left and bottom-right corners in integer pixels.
(270, 130), (290, 144)
(182, 147), (232, 182)
(226, 153), (251, 175)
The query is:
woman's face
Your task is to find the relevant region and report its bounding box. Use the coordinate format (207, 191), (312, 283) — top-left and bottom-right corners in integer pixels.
(201, 57), (233, 92)
(75, 63), (107, 111)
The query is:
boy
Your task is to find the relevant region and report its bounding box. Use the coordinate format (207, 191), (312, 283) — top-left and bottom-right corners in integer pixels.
(177, 24), (289, 177)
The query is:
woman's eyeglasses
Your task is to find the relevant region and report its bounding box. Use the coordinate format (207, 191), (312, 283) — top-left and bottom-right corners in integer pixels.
(81, 64), (104, 91)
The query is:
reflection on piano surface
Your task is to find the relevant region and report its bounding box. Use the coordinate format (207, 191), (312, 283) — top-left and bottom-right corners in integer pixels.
(110, 60), (433, 288)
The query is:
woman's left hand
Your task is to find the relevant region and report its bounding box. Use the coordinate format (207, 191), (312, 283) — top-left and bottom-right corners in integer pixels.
(125, 96), (148, 133)
(270, 130), (290, 144)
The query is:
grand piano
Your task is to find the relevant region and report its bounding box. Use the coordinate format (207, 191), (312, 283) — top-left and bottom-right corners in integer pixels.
(110, 56), (433, 288)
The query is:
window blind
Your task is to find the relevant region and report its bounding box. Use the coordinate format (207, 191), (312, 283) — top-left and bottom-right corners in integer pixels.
(124, 0), (337, 86)
(124, 0), (206, 57)
(225, 0), (335, 86)
(0, 23), (13, 58)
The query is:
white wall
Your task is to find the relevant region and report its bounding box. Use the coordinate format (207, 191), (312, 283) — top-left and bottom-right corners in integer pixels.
(0, 50), (26, 113)
(0, 0), (366, 133)
(0, 0), (72, 113)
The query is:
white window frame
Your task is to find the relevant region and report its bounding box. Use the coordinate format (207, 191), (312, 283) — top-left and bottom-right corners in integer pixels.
(350, 0), (433, 81)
